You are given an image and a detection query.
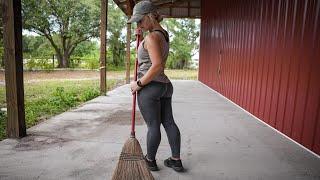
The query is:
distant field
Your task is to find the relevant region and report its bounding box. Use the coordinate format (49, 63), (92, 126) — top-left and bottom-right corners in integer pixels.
(0, 69), (197, 82)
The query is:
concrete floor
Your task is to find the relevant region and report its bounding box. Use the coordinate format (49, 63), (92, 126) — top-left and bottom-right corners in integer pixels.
(0, 80), (319, 180)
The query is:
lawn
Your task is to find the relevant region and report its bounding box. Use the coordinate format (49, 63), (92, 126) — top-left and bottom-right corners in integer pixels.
(0, 79), (118, 140)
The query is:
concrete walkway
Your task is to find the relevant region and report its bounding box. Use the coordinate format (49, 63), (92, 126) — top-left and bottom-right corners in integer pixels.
(0, 80), (319, 180)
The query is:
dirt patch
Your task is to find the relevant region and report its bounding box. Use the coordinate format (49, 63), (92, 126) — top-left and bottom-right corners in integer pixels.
(107, 110), (145, 125)
(13, 134), (69, 151)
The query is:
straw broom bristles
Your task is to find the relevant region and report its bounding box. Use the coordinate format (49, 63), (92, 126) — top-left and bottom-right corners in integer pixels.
(111, 137), (154, 180)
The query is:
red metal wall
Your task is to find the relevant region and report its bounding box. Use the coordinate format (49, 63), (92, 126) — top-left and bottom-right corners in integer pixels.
(199, 0), (320, 155)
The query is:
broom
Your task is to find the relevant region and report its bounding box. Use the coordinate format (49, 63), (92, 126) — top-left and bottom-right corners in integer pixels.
(111, 29), (154, 180)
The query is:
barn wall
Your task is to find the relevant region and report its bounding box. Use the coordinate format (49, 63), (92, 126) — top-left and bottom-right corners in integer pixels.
(199, 0), (320, 155)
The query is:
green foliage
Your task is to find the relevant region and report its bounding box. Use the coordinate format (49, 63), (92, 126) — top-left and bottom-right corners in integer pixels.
(0, 110), (6, 139)
(162, 19), (199, 69)
(0, 46), (3, 69)
(79, 88), (100, 102)
(83, 57), (99, 70)
(50, 87), (78, 108)
(22, 35), (55, 70)
(68, 57), (82, 68)
(24, 57), (54, 70)
(165, 69), (198, 80)
(22, 0), (100, 68)
(74, 50), (100, 69)
(73, 41), (99, 58)
(0, 79), (118, 139)
(23, 35), (55, 57)
(107, 1), (127, 67)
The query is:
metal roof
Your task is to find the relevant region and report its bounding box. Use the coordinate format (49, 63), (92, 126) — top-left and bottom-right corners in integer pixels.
(113, 0), (201, 18)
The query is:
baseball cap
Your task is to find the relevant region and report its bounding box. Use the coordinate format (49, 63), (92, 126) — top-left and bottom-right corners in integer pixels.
(127, 1), (156, 23)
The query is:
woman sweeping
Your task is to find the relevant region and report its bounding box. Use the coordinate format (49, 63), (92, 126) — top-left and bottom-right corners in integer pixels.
(128, 0), (184, 172)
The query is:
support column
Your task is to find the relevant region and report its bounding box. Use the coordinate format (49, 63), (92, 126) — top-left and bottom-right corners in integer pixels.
(125, 20), (131, 84)
(100, 0), (107, 95)
(2, 0), (26, 138)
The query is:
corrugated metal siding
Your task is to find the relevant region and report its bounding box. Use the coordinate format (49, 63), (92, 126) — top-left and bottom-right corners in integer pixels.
(199, 0), (320, 155)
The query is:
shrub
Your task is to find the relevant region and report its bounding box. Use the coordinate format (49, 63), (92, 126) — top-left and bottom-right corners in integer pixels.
(0, 110), (7, 139)
(50, 87), (78, 108)
(79, 88), (100, 102)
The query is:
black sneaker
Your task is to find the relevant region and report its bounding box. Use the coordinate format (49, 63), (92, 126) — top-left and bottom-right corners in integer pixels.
(164, 157), (184, 172)
(144, 155), (159, 171)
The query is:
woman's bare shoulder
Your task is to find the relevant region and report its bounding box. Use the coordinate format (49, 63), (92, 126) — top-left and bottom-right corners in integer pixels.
(144, 32), (162, 49)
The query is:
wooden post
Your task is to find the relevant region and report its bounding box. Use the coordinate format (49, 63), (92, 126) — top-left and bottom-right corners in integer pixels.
(100, 0), (107, 95)
(2, 0), (26, 138)
(125, 0), (135, 84)
(125, 20), (131, 84)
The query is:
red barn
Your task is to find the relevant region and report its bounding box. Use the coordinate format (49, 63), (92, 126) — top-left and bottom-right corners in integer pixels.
(199, 0), (320, 156)
(114, 0), (320, 156)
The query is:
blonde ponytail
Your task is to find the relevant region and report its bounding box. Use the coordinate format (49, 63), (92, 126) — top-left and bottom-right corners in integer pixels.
(147, 11), (163, 24)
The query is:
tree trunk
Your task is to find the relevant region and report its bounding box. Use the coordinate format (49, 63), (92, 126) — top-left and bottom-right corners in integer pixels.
(56, 53), (69, 68)
(56, 50), (70, 68)
(113, 46), (120, 67)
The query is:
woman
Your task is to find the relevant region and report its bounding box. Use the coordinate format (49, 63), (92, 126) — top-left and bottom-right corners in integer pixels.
(128, 0), (184, 172)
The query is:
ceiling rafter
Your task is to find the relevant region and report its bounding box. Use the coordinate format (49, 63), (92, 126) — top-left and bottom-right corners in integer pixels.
(113, 0), (200, 18)
(126, 0), (135, 15)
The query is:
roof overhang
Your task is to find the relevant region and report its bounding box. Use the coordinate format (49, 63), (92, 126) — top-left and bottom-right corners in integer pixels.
(113, 0), (201, 18)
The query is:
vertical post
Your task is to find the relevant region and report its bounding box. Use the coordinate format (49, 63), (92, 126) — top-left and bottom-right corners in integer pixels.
(52, 54), (55, 68)
(2, 0), (26, 138)
(125, 19), (131, 84)
(100, 0), (107, 95)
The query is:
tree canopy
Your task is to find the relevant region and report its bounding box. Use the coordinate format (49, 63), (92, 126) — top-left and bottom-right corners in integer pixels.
(107, 0), (127, 67)
(1, 0), (200, 70)
(163, 19), (199, 69)
(22, 0), (100, 68)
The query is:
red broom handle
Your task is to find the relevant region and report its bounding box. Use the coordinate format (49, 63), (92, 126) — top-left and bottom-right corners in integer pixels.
(131, 28), (142, 138)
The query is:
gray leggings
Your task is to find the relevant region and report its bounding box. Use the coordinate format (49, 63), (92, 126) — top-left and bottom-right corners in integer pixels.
(137, 81), (181, 160)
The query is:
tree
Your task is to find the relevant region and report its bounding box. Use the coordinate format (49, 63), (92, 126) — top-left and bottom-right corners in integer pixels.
(72, 41), (98, 58)
(22, 0), (100, 68)
(107, 0), (127, 67)
(162, 19), (199, 69)
(23, 35), (54, 57)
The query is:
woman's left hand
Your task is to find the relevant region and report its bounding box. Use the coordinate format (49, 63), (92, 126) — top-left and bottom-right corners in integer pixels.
(130, 81), (142, 94)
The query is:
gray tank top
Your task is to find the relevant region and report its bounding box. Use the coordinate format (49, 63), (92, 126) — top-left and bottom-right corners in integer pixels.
(137, 30), (170, 83)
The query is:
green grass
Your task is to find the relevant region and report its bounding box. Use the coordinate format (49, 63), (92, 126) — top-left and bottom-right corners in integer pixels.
(165, 69), (198, 80)
(0, 79), (119, 140)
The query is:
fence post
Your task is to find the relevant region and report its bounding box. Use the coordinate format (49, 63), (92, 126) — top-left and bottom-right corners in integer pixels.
(52, 54), (54, 68)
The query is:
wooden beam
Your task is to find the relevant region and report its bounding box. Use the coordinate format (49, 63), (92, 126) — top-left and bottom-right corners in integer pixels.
(154, 0), (193, 8)
(159, 5), (200, 9)
(112, 0), (201, 18)
(113, 0), (128, 14)
(188, 2), (190, 17)
(100, 0), (107, 95)
(125, 19), (131, 84)
(2, 0), (26, 138)
(126, 0), (135, 15)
